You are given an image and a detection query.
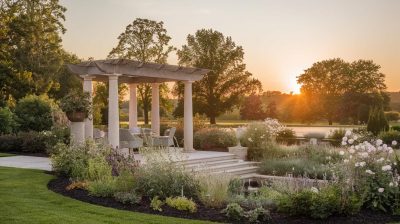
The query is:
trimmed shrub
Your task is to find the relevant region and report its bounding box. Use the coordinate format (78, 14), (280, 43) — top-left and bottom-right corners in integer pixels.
(392, 126), (400, 132)
(0, 126), (69, 154)
(114, 191), (141, 204)
(0, 107), (16, 134)
(378, 130), (400, 145)
(166, 196), (197, 213)
(194, 128), (237, 151)
(385, 111), (400, 121)
(246, 207), (271, 223)
(223, 203), (245, 221)
(276, 128), (296, 145)
(14, 95), (53, 132)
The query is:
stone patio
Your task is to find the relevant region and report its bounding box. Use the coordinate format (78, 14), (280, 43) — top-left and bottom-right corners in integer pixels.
(0, 156), (51, 171)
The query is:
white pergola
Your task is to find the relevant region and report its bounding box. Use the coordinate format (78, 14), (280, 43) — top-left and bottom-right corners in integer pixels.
(67, 59), (209, 152)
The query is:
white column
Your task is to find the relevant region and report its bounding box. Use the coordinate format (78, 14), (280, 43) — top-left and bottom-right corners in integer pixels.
(108, 75), (119, 149)
(83, 77), (93, 139)
(184, 81), (194, 152)
(128, 83), (138, 129)
(151, 83), (160, 136)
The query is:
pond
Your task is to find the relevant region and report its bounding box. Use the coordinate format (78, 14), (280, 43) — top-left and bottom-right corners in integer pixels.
(289, 126), (354, 138)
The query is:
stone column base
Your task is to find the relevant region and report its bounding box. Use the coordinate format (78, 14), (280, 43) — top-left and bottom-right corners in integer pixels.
(228, 146), (248, 160)
(70, 122), (85, 144)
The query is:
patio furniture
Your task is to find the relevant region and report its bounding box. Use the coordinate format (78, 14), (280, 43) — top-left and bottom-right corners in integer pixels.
(129, 126), (141, 134)
(93, 128), (105, 139)
(119, 128), (143, 154)
(151, 127), (178, 147)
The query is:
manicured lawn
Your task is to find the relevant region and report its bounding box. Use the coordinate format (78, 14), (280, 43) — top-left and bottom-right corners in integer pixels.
(0, 152), (15, 157)
(0, 167), (214, 224)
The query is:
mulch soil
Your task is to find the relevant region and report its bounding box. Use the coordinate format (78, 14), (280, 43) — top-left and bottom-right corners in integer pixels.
(48, 176), (400, 224)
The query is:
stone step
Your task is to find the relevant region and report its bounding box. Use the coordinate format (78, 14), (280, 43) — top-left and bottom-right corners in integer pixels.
(213, 166), (259, 176)
(188, 161), (260, 173)
(185, 159), (243, 168)
(178, 155), (237, 165)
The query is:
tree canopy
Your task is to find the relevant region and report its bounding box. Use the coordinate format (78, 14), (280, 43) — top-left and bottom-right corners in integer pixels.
(297, 58), (388, 125)
(175, 29), (262, 124)
(108, 18), (174, 124)
(0, 0), (69, 106)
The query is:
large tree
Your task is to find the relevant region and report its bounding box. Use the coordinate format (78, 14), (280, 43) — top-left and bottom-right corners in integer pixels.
(0, 0), (67, 106)
(175, 29), (262, 124)
(108, 18), (175, 124)
(297, 58), (388, 125)
(240, 94), (266, 120)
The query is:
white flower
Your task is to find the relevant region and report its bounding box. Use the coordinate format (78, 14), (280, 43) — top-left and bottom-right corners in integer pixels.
(389, 149), (394, 154)
(355, 162), (360, 167)
(389, 182), (394, 187)
(339, 151), (345, 156)
(376, 139), (383, 146)
(349, 148), (355, 154)
(348, 139), (354, 144)
(353, 135), (358, 141)
(342, 141), (347, 146)
(365, 169), (375, 175)
(342, 136), (348, 142)
(393, 140), (398, 146)
(248, 137), (253, 142)
(254, 128), (257, 131)
(382, 165), (392, 171)
(360, 152), (369, 158)
(377, 157), (385, 162)
(359, 161), (366, 167)
(344, 159), (349, 163)
(378, 188), (385, 193)
(345, 130), (352, 137)
(310, 187), (319, 193)
(260, 135), (264, 139)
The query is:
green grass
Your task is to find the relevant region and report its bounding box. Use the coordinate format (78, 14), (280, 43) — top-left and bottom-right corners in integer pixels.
(0, 167), (214, 224)
(0, 152), (15, 157)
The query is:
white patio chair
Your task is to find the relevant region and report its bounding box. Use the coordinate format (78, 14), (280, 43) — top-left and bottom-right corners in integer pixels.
(151, 127), (178, 148)
(119, 128), (143, 154)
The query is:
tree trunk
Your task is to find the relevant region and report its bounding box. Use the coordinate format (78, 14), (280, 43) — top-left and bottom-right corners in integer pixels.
(328, 119), (333, 126)
(210, 116), (216, 125)
(143, 106), (149, 124)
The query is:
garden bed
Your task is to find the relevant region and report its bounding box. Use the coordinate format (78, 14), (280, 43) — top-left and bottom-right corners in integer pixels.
(48, 176), (400, 224)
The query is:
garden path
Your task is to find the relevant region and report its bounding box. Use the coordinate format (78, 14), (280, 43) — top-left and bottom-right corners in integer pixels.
(0, 156), (51, 171)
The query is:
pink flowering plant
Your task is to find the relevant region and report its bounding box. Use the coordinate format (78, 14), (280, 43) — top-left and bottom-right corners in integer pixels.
(336, 130), (400, 214)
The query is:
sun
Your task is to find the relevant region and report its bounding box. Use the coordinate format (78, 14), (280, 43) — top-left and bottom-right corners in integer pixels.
(288, 78), (301, 94)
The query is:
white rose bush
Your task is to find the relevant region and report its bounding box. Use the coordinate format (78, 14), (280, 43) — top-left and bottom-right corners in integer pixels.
(240, 118), (285, 159)
(337, 130), (400, 214)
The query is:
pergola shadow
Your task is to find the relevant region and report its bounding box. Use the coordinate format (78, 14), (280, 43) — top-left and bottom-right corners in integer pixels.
(67, 59), (210, 152)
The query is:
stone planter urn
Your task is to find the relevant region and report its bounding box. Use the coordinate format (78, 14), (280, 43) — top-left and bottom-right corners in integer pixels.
(66, 111), (86, 144)
(228, 126), (248, 160)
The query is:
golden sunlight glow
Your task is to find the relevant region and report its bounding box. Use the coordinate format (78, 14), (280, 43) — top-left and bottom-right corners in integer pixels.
(288, 78), (301, 94)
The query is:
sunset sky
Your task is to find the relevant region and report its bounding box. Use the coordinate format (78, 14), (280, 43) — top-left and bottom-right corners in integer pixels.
(60, 0), (400, 93)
